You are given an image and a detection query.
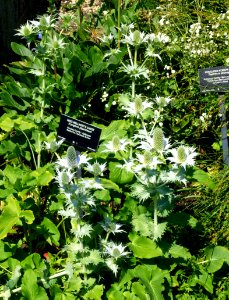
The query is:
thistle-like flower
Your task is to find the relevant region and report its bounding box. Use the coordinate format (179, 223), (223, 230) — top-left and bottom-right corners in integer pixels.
(103, 135), (130, 153)
(85, 161), (106, 177)
(104, 242), (130, 260)
(56, 146), (89, 170)
(137, 127), (171, 154)
(15, 21), (35, 38)
(120, 95), (152, 117)
(167, 146), (198, 168)
(154, 96), (172, 108)
(100, 219), (125, 235)
(120, 63), (150, 79)
(121, 30), (148, 46)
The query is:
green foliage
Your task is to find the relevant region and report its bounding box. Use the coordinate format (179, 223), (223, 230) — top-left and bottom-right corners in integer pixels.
(0, 1), (228, 299)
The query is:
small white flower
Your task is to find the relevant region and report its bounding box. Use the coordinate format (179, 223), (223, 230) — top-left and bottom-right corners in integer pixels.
(167, 146), (198, 168)
(103, 136), (130, 153)
(85, 161), (106, 176)
(121, 95), (152, 117)
(100, 219), (126, 235)
(104, 242), (130, 260)
(154, 96), (172, 107)
(44, 138), (65, 152)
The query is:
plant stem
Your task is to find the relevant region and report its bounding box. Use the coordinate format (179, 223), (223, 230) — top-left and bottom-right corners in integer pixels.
(153, 196), (158, 239)
(117, 0), (121, 48)
(0, 270), (69, 297)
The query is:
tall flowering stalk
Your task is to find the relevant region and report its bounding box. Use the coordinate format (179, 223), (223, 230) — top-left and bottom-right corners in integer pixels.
(101, 25), (198, 241)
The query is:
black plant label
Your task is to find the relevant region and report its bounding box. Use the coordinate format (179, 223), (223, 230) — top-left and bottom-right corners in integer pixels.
(58, 115), (102, 152)
(198, 66), (229, 93)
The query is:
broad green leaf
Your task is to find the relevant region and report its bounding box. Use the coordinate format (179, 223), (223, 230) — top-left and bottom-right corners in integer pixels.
(21, 269), (49, 300)
(84, 284), (104, 300)
(37, 217), (60, 246)
(94, 189), (111, 201)
(100, 178), (121, 192)
(192, 270), (213, 294)
(15, 118), (36, 131)
(204, 245), (229, 273)
(133, 265), (165, 300)
(54, 293), (76, 300)
(0, 197), (21, 240)
(0, 116), (15, 132)
(132, 282), (149, 300)
(20, 210), (35, 224)
(84, 62), (107, 78)
(11, 42), (33, 57)
(0, 241), (15, 261)
(109, 162), (134, 185)
(186, 167), (216, 190)
(0, 91), (28, 110)
(128, 234), (163, 258)
(100, 120), (128, 141)
(169, 244), (192, 260)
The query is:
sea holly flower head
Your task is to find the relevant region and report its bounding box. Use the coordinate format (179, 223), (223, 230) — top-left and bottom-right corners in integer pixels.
(100, 219), (125, 235)
(121, 29), (148, 46)
(44, 138), (65, 153)
(120, 63), (150, 79)
(137, 127), (171, 154)
(46, 33), (66, 52)
(103, 135), (130, 153)
(56, 146), (89, 170)
(154, 96), (172, 108)
(121, 94), (152, 117)
(85, 161), (106, 177)
(104, 242), (130, 260)
(105, 258), (119, 276)
(145, 45), (162, 60)
(134, 151), (163, 171)
(167, 145), (198, 168)
(55, 168), (75, 187)
(15, 21), (35, 38)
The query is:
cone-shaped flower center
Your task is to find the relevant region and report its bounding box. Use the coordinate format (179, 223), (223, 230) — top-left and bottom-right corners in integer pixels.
(177, 146), (187, 163)
(134, 96), (143, 114)
(143, 151), (152, 165)
(67, 146), (77, 168)
(153, 127), (164, 152)
(112, 136), (121, 151)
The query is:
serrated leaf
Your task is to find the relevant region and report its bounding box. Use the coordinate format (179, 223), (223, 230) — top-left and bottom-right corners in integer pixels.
(132, 214), (153, 237)
(0, 197), (21, 239)
(84, 284), (104, 300)
(169, 244), (191, 260)
(204, 245), (229, 273)
(128, 234), (163, 258)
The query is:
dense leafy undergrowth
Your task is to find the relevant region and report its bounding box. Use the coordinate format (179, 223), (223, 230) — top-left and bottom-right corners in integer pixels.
(0, 0), (229, 299)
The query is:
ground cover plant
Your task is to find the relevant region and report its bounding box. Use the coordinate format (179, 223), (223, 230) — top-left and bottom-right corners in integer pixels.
(0, 0), (229, 299)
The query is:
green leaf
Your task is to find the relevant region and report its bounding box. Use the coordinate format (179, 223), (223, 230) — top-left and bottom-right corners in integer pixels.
(21, 269), (49, 300)
(84, 284), (104, 300)
(132, 214), (154, 237)
(128, 234), (163, 258)
(0, 116), (15, 132)
(132, 282), (149, 300)
(20, 210), (35, 224)
(0, 91), (28, 110)
(0, 197), (21, 240)
(37, 217), (60, 246)
(186, 167), (216, 190)
(204, 245), (229, 273)
(100, 178), (121, 192)
(169, 244), (192, 260)
(100, 120), (128, 141)
(133, 265), (165, 300)
(11, 42), (33, 57)
(109, 162), (134, 185)
(0, 241), (15, 261)
(94, 189), (111, 201)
